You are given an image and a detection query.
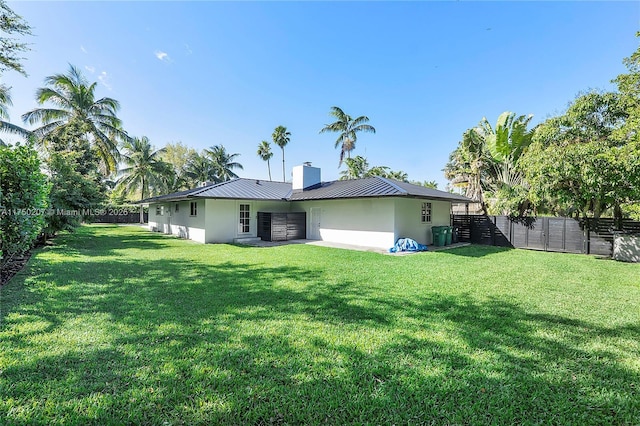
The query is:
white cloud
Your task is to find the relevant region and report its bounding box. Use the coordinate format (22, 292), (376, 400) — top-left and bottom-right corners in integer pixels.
(98, 71), (112, 91)
(155, 50), (169, 61)
(80, 45), (87, 53)
(85, 65), (95, 73)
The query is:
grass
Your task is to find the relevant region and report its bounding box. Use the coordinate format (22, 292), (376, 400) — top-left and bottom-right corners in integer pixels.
(1, 224), (639, 425)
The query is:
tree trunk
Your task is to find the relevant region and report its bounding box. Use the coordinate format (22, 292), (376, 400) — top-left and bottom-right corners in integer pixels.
(267, 160), (272, 181)
(282, 149), (286, 182)
(140, 181), (145, 224)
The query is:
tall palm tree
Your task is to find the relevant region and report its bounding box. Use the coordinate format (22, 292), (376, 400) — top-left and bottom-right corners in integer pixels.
(22, 64), (127, 175)
(205, 144), (243, 182)
(257, 140), (273, 181)
(319, 106), (376, 166)
(272, 125), (290, 182)
(116, 136), (169, 223)
(0, 84), (31, 145)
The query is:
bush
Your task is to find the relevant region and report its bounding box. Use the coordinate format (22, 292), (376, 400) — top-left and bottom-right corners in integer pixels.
(0, 143), (49, 266)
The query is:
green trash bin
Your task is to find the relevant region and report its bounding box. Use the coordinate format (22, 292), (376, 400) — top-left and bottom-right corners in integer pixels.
(445, 226), (452, 245)
(432, 226), (446, 247)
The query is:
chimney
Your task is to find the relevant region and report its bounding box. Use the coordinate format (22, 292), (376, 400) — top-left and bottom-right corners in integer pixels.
(292, 163), (321, 190)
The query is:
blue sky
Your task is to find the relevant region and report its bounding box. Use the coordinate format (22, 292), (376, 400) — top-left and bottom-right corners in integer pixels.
(4, 1), (639, 188)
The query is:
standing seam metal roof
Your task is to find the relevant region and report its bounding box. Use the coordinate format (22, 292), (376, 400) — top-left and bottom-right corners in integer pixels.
(141, 177), (471, 203)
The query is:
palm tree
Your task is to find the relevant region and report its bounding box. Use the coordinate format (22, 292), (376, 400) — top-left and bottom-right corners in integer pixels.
(0, 84), (31, 145)
(476, 112), (534, 164)
(272, 125), (291, 182)
(257, 140), (273, 181)
(205, 144), (243, 182)
(319, 106), (376, 166)
(22, 64), (127, 175)
(116, 136), (169, 223)
(185, 152), (217, 187)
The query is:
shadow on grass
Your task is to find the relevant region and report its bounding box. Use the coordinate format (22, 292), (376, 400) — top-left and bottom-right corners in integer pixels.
(1, 227), (639, 424)
(435, 244), (514, 257)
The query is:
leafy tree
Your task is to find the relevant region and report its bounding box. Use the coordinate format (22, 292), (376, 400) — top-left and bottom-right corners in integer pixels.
(22, 64), (127, 175)
(0, 142), (49, 267)
(613, 31), (640, 143)
(161, 142), (198, 192)
(272, 126), (290, 182)
(338, 155), (409, 182)
(339, 156), (369, 180)
(206, 144), (243, 182)
(522, 92), (634, 219)
(409, 180), (438, 189)
(116, 136), (169, 223)
(45, 151), (105, 237)
(257, 140), (273, 181)
(319, 106), (376, 166)
(0, 0), (32, 77)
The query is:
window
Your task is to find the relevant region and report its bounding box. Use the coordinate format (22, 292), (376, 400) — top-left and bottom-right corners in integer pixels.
(175, 203), (179, 213)
(421, 202), (432, 223)
(239, 204), (250, 233)
(190, 201), (197, 216)
(156, 205), (163, 216)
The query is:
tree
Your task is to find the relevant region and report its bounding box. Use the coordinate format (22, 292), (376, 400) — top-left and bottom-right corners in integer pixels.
(339, 156), (369, 180)
(0, 0), (32, 77)
(319, 106), (376, 166)
(338, 155), (409, 181)
(205, 144), (243, 181)
(257, 140), (273, 181)
(22, 64), (127, 175)
(185, 152), (217, 187)
(0, 142), (49, 267)
(409, 180), (438, 189)
(272, 125), (290, 182)
(522, 91), (633, 219)
(444, 111), (535, 216)
(161, 142), (198, 192)
(613, 31), (640, 143)
(0, 84), (31, 145)
(116, 136), (169, 223)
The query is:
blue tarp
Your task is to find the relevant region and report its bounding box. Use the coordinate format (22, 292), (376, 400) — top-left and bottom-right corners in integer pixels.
(389, 237), (428, 253)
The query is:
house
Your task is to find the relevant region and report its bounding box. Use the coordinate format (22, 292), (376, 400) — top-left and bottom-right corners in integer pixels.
(142, 163), (471, 250)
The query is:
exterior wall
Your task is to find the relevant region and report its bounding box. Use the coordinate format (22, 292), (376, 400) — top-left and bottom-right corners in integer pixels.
(291, 198), (396, 249)
(393, 198), (451, 245)
(148, 201), (206, 243)
(147, 196), (451, 248)
(204, 199), (291, 243)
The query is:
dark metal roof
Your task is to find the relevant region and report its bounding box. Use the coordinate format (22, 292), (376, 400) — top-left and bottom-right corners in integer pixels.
(141, 176), (472, 204)
(289, 177), (472, 203)
(194, 179), (291, 200)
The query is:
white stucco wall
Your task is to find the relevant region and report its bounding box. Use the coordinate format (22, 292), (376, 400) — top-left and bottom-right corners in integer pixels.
(148, 201), (206, 243)
(292, 198), (396, 249)
(393, 198), (451, 245)
(204, 199), (291, 243)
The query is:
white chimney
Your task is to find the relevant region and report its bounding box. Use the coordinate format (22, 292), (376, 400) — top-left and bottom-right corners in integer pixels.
(292, 163), (321, 190)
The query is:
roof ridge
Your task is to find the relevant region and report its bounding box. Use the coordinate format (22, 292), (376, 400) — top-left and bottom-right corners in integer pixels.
(375, 176), (407, 195)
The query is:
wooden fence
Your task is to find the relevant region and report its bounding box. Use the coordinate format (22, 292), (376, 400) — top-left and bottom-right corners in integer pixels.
(451, 215), (640, 256)
(88, 212), (148, 224)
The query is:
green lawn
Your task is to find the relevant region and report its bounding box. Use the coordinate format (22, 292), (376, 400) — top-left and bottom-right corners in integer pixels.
(1, 225), (639, 425)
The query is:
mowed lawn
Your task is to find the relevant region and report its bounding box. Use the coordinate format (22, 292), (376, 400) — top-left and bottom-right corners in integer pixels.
(1, 225), (639, 425)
